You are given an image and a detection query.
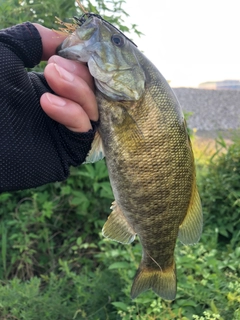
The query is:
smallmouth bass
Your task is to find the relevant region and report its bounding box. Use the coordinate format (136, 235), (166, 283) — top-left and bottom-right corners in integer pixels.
(57, 13), (202, 300)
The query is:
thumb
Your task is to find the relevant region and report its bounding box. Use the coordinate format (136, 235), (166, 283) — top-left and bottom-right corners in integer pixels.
(33, 23), (67, 61)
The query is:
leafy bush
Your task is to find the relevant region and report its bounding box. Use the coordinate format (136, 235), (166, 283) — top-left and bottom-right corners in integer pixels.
(0, 160), (112, 280)
(198, 137), (240, 244)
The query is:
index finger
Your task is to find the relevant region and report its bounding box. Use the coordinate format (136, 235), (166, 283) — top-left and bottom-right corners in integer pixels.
(48, 55), (95, 92)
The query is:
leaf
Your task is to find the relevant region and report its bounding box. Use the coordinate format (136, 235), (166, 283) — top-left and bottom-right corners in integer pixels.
(0, 193), (11, 202)
(76, 237), (82, 246)
(210, 299), (219, 313)
(177, 300), (197, 307)
(109, 262), (129, 270)
(111, 301), (128, 311)
(70, 191), (90, 208)
(100, 182), (113, 199)
(60, 185), (72, 195)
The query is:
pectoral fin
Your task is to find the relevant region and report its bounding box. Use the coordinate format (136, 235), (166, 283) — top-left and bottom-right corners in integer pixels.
(102, 201), (136, 244)
(178, 182), (203, 245)
(84, 131), (105, 163)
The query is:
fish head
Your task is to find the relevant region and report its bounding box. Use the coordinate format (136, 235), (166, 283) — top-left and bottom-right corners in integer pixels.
(57, 14), (145, 101)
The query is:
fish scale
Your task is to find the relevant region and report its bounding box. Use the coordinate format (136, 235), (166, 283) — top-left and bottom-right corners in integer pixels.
(57, 13), (202, 300)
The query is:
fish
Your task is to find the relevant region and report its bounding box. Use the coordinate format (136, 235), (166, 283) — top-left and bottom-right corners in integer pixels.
(57, 13), (202, 300)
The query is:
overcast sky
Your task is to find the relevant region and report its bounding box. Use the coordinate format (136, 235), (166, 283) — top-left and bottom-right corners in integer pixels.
(123, 0), (240, 87)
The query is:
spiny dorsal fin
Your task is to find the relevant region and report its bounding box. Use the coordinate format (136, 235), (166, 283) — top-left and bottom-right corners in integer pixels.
(84, 131), (105, 163)
(178, 182), (203, 245)
(102, 201), (136, 244)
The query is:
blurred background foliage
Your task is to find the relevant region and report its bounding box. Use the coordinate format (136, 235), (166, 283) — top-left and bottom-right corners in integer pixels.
(0, 0), (240, 319)
(0, 0), (141, 39)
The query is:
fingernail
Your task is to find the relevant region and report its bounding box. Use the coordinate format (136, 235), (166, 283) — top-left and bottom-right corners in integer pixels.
(46, 93), (66, 107)
(54, 63), (74, 82)
(52, 56), (76, 72)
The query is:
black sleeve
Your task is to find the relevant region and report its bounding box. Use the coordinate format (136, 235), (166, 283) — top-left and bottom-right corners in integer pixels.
(0, 22), (97, 192)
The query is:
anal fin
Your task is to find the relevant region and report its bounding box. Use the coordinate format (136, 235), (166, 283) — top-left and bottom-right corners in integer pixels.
(102, 201), (136, 244)
(178, 182), (203, 245)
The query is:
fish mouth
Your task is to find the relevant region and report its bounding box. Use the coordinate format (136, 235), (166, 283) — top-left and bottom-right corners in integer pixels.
(57, 41), (86, 61)
(56, 16), (100, 53)
(56, 21), (98, 61)
(56, 43), (64, 55)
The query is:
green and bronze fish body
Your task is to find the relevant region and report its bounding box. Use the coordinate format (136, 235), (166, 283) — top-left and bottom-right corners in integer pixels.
(57, 14), (202, 300)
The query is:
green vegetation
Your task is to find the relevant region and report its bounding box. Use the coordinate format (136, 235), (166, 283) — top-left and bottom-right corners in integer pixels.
(0, 138), (240, 319)
(0, 1), (239, 319)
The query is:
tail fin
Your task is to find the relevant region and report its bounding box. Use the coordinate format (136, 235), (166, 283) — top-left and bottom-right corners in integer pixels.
(130, 261), (176, 300)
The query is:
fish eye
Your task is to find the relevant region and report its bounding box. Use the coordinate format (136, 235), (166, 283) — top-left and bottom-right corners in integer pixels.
(111, 34), (125, 47)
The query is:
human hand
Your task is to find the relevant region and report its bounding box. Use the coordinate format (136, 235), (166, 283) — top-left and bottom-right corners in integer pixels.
(33, 24), (98, 132)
